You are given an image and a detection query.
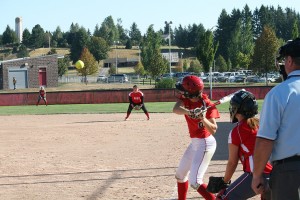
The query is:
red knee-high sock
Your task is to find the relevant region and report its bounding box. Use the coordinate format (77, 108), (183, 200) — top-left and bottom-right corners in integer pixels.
(197, 184), (215, 200)
(145, 112), (149, 119)
(177, 181), (189, 200)
(125, 112), (130, 119)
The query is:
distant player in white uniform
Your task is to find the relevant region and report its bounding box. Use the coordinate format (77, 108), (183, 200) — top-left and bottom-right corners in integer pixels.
(173, 75), (220, 200)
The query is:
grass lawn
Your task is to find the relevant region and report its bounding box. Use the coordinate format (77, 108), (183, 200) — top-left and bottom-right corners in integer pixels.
(0, 100), (264, 116)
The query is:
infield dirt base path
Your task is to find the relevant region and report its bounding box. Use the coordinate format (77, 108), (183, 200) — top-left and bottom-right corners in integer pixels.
(0, 112), (260, 200)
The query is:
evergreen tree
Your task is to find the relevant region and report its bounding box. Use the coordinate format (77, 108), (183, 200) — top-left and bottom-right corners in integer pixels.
(17, 44), (29, 58)
(215, 9), (231, 60)
(66, 23), (80, 46)
(30, 24), (45, 48)
(129, 22), (142, 46)
(251, 25), (279, 75)
(116, 18), (129, 45)
(70, 27), (90, 63)
(52, 26), (64, 48)
(98, 16), (119, 45)
(141, 25), (168, 78)
(215, 55), (227, 72)
(22, 28), (31, 47)
(134, 61), (145, 75)
(195, 30), (218, 72)
(292, 20), (299, 39)
(58, 56), (70, 77)
(88, 36), (110, 62)
(2, 25), (17, 45)
(227, 19), (242, 69)
(174, 25), (189, 49)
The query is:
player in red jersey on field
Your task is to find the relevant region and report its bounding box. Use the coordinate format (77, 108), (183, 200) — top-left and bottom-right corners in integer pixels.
(36, 86), (48, 106)
(173, 75), (220, 200)
(216, 90), (272, 200)
(125, 85), (150, 120)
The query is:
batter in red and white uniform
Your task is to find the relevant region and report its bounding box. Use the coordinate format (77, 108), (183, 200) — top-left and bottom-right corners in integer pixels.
(173, 75), (220, 200)
(125, 85), (150, 120)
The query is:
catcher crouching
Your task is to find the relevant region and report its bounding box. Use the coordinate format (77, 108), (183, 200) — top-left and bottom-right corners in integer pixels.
(125, 85), (150, 120)
(207, 90), (272, 200)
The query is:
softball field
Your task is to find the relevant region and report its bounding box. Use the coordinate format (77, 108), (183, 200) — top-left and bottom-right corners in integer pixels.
(0, 112), (260, 200)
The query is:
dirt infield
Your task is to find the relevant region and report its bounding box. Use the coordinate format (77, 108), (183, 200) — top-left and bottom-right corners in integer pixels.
(0, 113), (260, 200)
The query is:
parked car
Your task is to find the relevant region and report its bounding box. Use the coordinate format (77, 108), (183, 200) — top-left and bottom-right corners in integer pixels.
(97, 75), (108, 82)
(245, 75), (265, 83)
(228, 72), (245, 82)
(107, 74), (129, 83)
(233, 75), (246, 83)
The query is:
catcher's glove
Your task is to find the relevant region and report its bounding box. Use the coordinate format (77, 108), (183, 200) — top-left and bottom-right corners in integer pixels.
(206, 176), (231, 193)
(134, 105), (142, 110)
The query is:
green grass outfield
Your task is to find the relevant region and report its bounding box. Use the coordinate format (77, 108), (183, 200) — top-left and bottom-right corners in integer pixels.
(0, 100), (264, 115)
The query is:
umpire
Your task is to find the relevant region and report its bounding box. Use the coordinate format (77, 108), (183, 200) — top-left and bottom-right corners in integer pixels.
(252, 38), (300, 200)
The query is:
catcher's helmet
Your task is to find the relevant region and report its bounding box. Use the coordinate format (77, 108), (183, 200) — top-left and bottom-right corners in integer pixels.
(175, 75), (204, 98)
(229, 90), (258, 123)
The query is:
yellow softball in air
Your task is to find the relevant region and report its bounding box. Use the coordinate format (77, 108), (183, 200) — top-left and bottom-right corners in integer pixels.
(75, 60), (84, 69)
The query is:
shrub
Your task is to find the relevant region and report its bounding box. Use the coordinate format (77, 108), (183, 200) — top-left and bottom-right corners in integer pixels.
(155, 78), (176, 89)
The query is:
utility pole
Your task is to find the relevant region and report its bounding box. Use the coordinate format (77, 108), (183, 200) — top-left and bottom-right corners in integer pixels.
(165, 21), (172, 75)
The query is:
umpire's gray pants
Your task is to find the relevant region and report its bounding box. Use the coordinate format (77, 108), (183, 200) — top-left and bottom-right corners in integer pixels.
(270, 161), (300, 200)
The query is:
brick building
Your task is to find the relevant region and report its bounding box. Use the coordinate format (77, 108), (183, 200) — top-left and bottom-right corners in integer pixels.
(0, 55), (59, 90)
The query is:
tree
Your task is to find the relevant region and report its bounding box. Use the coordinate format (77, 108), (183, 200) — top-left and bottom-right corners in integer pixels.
(22, 29), (31, 47)
(215, 9), (231, 60)
(215, 55), (227, 72)
(77, 48), (98, 83)
(52, 26), (64, 48)
(66, 23), (80, 46)
(141, 25), (168, 78)
(88, 36), (110, 62)
(30, 24), (45, 48)
(237, 52), (251, 70)
(195, 30), (218, 72)
(17, 44), (29, 58)
(58, 56), (70, 77)
(174, 25), (189, 49)
(292, 20), (299, 39)
(98, 16), (119, 45)
(2, 25), (17, 45)
(125, 39), (132, 49)
(116, 18), (129, 45)
(187, 59), (202, 73)
(129, 22), (142, 46)
(187, 23), (205, 48)
(227, 20), (242, 69)
(70, 27), (90, 63)
(251, 25), (279, 76)
(134, 61), (145, 75)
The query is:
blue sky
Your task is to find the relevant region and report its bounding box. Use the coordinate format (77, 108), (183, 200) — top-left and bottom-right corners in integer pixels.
(1, 0), (299, 35)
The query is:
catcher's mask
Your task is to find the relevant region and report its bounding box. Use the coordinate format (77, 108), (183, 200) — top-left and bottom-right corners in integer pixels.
(229, 90), (258, 123)
(276, 38), (300, 81)
(175, 75), (204, 98)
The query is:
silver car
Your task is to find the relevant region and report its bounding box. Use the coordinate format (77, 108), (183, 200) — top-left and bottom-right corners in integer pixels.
(107, 74), (129, 83)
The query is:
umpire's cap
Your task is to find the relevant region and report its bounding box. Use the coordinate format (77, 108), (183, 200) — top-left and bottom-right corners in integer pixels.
(277, 38), (300, 60)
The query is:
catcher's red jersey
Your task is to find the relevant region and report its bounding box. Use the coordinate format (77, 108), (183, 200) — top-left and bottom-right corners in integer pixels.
(129, 91), (144, 104)
(229, 120), (272, 173)
(181, 94), (220, 138)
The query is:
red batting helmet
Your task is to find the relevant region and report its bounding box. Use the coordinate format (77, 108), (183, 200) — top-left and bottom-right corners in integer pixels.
(176, 75), (204, 98)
